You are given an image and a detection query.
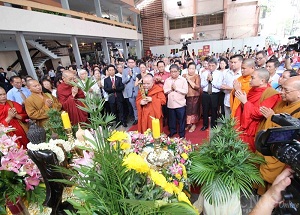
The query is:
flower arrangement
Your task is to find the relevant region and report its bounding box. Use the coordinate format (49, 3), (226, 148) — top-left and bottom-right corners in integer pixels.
(0, 124), (43, 214)
(107, 129), (195, 208)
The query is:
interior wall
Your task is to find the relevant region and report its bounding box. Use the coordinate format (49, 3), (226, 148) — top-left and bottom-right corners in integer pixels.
(0, 51), (18, 71)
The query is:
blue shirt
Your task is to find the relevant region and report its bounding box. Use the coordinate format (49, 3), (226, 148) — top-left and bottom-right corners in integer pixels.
(7, 87), (31, 105)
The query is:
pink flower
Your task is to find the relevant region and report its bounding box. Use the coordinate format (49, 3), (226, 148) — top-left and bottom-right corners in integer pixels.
(173, 180), (179, 186)
(24, 173), (40, 190)
(0, 157), (20, 173)
(72, 150), (94, 168)
(180, 158), (186, 164)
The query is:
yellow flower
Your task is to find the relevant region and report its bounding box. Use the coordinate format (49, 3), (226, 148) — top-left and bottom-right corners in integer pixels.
(181, 153), (188, 160)
(164, 182), (174, 194)
(179, 163), (187, 179)
(171, 183), (180, 194)
(175, 173), (182, 180)
(144, 128), (152, 135)
(149, 169), (167, 188)
(177, 192), (192, 206)
(178, 182), (184, 191)
(108, 131), (128, 142)
(120, 142), (130, 150)
(123, 153), (150, 174)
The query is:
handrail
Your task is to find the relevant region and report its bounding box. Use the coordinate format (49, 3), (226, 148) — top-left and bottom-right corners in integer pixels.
(0, 0), (137, 30)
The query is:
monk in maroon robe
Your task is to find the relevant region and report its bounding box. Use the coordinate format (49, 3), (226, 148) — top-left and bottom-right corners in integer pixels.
(0, 87), (29, 149)
(57, 71), (88, 125)
(234, 69), (280, 152)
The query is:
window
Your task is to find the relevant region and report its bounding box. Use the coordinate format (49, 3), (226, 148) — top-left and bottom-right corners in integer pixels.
(169, 17), (193, 30)
(196, 13), (223, 26)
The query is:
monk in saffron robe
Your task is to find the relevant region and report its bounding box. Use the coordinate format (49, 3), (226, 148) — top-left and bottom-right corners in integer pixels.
(256, 76), (300, 194)
(25, 80), (62, 127)
(57, 70), (88, 125)
(0, 87), (29, 149)
(234, 68), (280, 152)
(136, 74), (166, 133)
(230, 58), (255, 118)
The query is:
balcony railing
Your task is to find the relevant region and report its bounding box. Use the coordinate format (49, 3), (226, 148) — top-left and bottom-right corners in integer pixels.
(0, 0), (137, 30)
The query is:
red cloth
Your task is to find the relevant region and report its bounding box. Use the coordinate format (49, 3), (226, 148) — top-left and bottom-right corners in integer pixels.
(0, 101), (29, 149)
(57, 83), (88, 125)
(153, 71), (170, 88)
(234, 87), (280, 152)
(136, 85), (166, 133)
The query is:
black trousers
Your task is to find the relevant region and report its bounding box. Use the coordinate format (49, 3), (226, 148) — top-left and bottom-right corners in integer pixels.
(202, 92), (219, 128)
(169, 106), (186, 138)
(109, 101), (124, 124)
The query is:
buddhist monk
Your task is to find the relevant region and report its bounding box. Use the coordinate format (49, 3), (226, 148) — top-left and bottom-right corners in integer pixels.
(136, 74), (166, 133)
(234, 68), (281, 152)
(57, 70), (88, 125)
(257, 76), (300, 194)
(0, 87), (29, 149)
(25, 80), (62, 127)
(230, 58), (255, 117)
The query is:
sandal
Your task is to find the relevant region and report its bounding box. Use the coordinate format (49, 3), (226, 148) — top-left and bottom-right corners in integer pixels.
(185, 124), (192, 131)
(189, 124), (196, 133)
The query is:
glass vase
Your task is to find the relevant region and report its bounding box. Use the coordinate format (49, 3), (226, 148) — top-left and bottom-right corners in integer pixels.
(6, 197), (30, 215)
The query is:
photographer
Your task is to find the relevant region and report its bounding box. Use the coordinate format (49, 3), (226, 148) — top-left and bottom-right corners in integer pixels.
(258, 76), (300, 194)
(249, 168), (293, 215)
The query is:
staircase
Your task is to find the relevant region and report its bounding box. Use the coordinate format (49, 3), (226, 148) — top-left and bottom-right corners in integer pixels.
(27, 40), (60, 59)
(32, 56), (50, 69)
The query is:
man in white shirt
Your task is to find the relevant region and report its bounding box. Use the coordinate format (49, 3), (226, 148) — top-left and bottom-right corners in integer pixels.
(200, 58), (223, 130)
(221, 54), (243, 118)
(266, 58), (280, 89)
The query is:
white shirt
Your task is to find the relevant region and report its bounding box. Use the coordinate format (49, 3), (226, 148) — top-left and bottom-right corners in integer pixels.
(201, 70), (223, 93)
(269, 73), (280, 89)
(48, 70), (56, 78)
(222, 69), (242, 107)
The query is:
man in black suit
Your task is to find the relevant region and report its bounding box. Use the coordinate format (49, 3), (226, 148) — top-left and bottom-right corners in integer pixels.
(104, 64), (126, 127)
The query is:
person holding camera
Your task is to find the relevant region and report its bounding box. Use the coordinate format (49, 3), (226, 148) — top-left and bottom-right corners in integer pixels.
(258, 76), (300, 195)
(249, 168), (293, 215)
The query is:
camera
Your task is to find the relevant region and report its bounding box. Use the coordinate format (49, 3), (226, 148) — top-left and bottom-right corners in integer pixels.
(255, 113), (300, 215)
(180, 41), (191, 51)
(286, 36), (300, 52)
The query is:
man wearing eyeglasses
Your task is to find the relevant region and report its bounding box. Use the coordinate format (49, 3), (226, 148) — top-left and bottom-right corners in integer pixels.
(256, 76), (300, 195)
(255, 50), (267, 69)
(234, 68), (280, 152)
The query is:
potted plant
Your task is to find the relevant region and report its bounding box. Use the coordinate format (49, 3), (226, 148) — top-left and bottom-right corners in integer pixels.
(189, 117), (264, 215)
(0, 125), (44, 215)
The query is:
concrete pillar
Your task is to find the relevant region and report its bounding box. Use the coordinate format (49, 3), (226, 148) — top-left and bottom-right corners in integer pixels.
(136, 40), (142, 59)
(118, 6), (123, 23)
(122, 40), (128, 59)
(60, 0), (70, 9)
(94, 0), (102, 17)
(161, 0), (169, 45)
(102, 38), (110, 64)
(15, 32), (37, 80)
(70, 36), (82, 69)
(133, 14), (138, 28)
(60, 0), (70, 17)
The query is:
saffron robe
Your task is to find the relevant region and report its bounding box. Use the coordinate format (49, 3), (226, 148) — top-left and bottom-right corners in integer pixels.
(230, 75), (252, 118)
(234, 86), (280, 152)
(136, 85), (166, 133)
(256, 100), (300, 194)
(0, 101), (29, 149)
(25, 93), (62, 127)
(57, 83), (88, 125)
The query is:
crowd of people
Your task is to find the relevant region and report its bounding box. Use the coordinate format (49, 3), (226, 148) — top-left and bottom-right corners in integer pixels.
(0, 45), (300, 200)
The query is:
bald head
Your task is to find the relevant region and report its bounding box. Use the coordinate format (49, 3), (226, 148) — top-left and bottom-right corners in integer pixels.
(27, 79), (42, 93)
(62, 70), (77, 84)
(142, 74), (154, 90)
(241, 58), (255, 76)
(250, 68), (270, 88)
(256, 68), (270, 83)
(242, 58), (255, 68)
(283, 76), (300, 90)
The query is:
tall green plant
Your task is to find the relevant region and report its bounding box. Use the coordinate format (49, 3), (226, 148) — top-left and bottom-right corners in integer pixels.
(57, 78), (198, 215)
(189, 117), (264, 206)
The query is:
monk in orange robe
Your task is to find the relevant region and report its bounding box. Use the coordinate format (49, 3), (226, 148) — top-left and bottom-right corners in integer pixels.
(256, 76), (300, 194)
(0, 87), (29, 149)
(234, 68), (280, 152)
(230, 58), (255, 117)
(136, 74), (166, 133)
(57, 70), (88, 125)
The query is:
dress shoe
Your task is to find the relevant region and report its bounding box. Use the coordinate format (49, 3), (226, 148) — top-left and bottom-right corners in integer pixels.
(133, 120), (138, 125)
(200, 126), (208, 131)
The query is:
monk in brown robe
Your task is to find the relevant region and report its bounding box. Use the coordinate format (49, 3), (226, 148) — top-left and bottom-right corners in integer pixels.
(57, 70), (88, 125)
(136, 74), (166, 133)
(0, 87), (29, 149)
(25, 80), (62, 127)
(257, 76), (300, 194)
(234, 68), (281, 152)
(230, 58), (255, 118)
